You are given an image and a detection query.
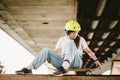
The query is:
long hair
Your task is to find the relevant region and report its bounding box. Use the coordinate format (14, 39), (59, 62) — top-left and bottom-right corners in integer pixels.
(66, 30), (80, 48)
(74, 36), (80, 48)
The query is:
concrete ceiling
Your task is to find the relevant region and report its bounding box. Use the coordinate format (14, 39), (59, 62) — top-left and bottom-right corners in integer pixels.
(0, 0), (77, 55)
(0, 0), (120, 74)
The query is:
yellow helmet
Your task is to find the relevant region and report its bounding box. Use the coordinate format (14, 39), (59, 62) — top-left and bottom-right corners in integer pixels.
(65, 20), (81, 32)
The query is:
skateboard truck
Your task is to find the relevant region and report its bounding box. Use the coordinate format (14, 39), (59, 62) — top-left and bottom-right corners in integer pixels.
(76, 70), (91, 75)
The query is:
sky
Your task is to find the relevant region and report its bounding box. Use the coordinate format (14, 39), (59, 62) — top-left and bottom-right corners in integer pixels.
(0, 28), (48, 74)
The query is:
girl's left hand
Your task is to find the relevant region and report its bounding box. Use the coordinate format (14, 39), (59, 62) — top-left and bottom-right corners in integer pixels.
(95, 60), (102, 69)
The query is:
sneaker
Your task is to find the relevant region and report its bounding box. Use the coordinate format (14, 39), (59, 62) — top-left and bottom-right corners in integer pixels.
(53, 66), (68, 76)
(15, 68), (32, 74)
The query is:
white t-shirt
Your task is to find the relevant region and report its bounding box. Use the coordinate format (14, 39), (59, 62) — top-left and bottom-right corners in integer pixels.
(55, 36), (88, 57)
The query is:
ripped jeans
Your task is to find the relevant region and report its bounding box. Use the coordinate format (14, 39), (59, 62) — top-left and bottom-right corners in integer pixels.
(32, 47), (83, 69)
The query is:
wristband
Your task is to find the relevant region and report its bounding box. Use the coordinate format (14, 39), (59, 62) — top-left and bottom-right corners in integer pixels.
(64, 60), (70, 64)
(94, 59), (98, 62)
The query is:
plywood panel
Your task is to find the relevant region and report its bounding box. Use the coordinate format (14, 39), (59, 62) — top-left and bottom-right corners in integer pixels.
(0, 74), (120, 80)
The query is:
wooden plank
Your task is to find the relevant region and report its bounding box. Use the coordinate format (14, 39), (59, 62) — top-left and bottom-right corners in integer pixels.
(1, 0), (70, 6)
(7, 6), (75, 15)
(13, 14), (75, 21)
(0, 74), (120, 80)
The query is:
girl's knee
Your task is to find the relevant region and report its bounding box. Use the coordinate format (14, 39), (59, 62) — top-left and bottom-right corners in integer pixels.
(42, 47), (50, 51)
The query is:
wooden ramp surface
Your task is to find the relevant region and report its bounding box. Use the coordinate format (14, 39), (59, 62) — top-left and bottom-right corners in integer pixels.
(0, 74), (120, 80)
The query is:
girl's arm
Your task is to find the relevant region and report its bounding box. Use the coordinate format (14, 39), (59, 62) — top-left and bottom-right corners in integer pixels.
(54, 48), (61, 55)
(84, 47), (102, 69)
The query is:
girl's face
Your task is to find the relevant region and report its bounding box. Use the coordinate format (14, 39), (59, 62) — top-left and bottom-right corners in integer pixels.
(69, 31), (78, 39)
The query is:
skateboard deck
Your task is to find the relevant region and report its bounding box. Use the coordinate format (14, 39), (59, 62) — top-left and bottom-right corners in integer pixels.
(16, 68), (92, 76)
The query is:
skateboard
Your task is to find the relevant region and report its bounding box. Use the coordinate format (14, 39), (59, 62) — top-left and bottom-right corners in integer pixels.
(16, 68), (92, 76)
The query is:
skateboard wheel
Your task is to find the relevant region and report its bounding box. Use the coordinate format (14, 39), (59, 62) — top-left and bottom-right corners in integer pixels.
(86, 70), (91, 75)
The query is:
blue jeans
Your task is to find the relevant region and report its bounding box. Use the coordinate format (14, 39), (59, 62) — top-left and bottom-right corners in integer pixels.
(32, 47), (83, 69)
